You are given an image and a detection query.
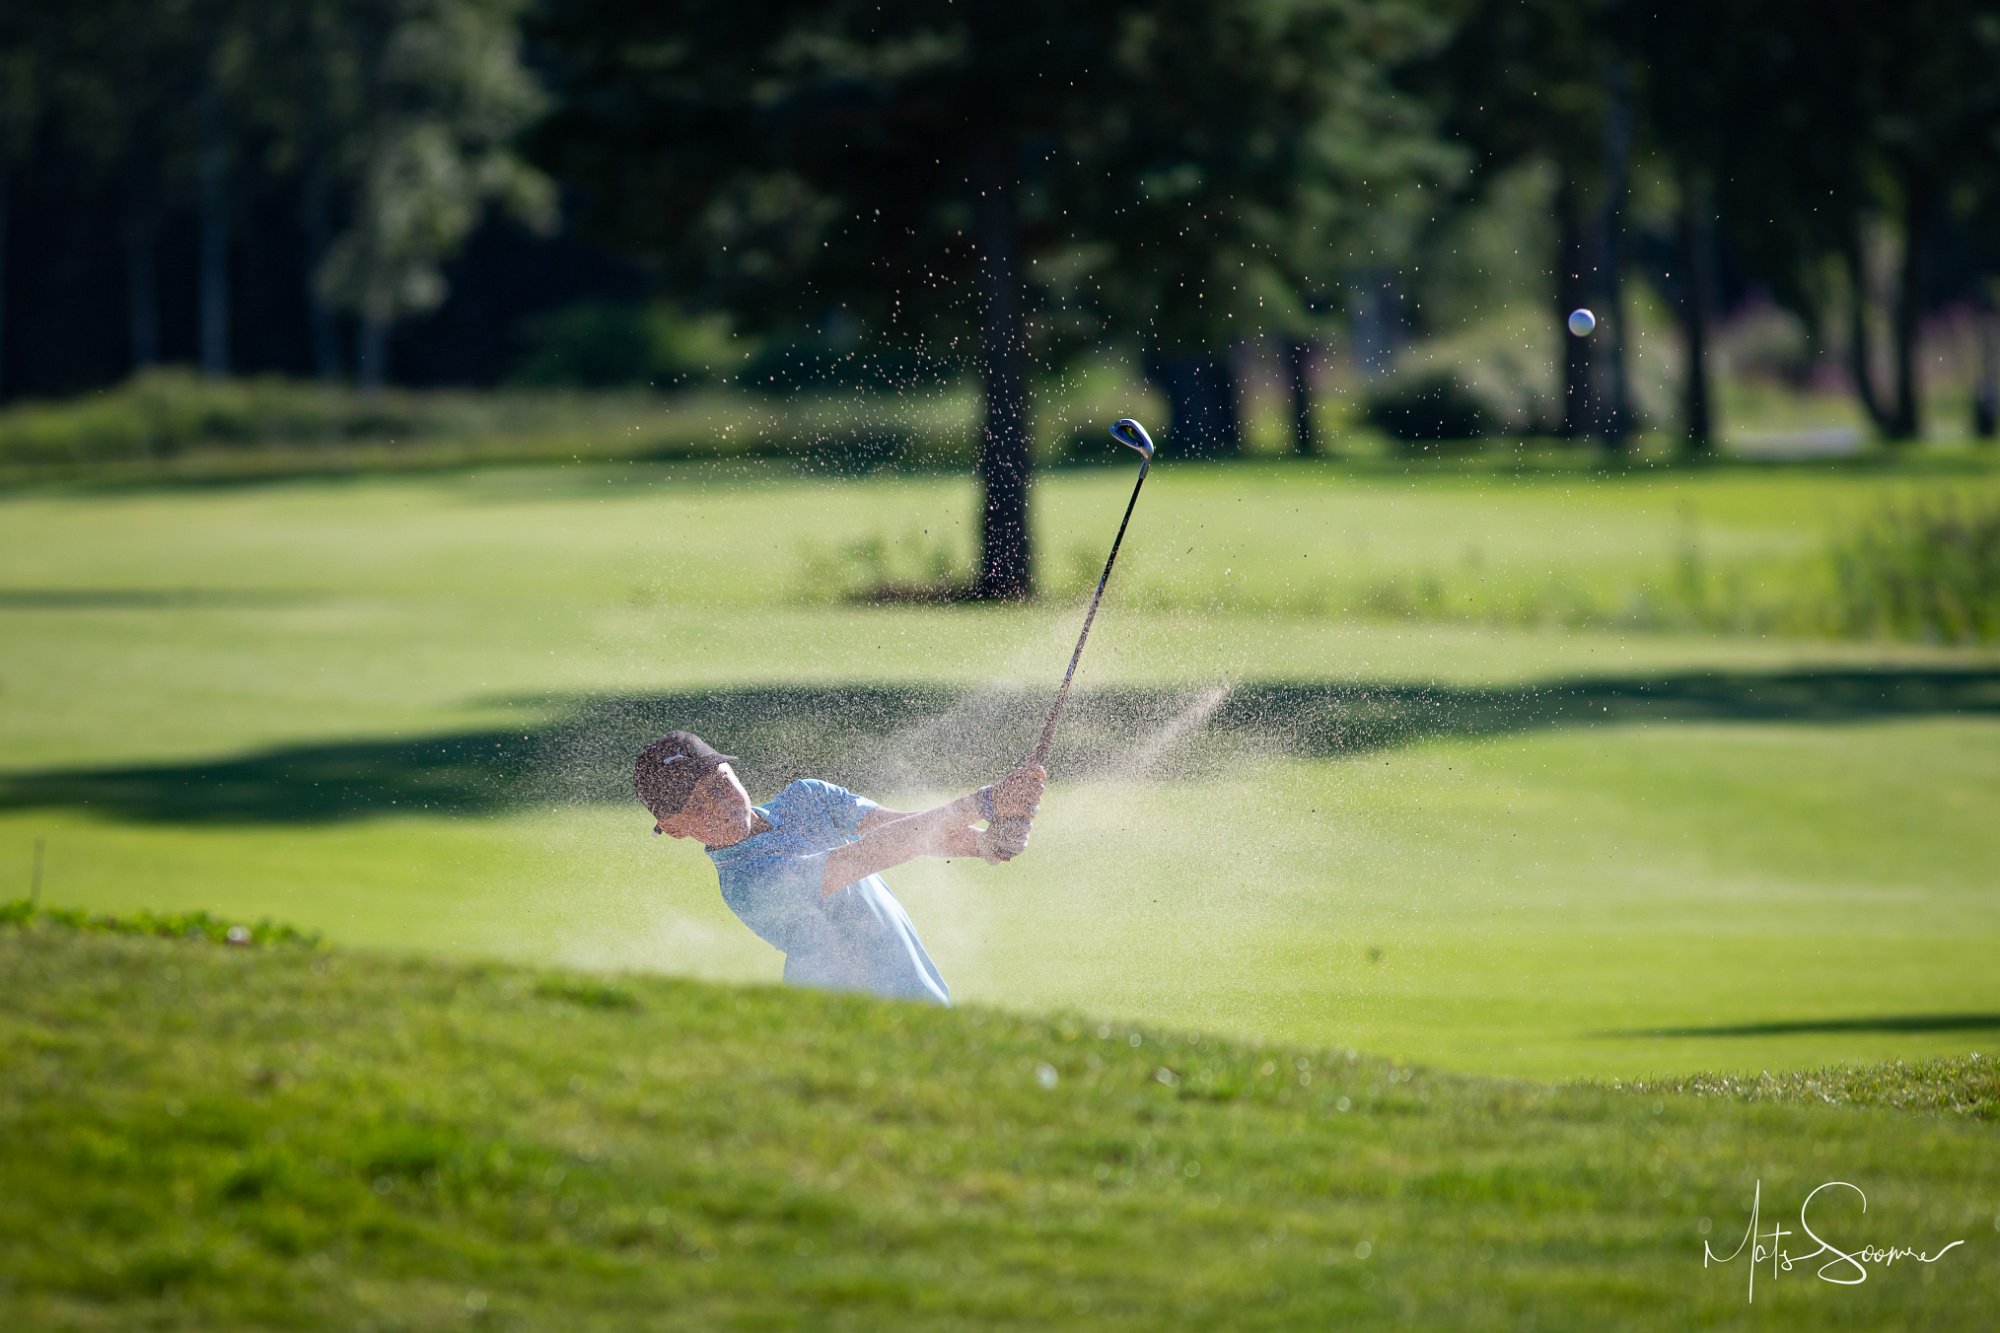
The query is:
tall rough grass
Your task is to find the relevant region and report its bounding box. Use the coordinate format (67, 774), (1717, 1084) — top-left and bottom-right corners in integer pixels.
(0, 897), (320, 947)
(797, 500), (2000, 645)
(0, 370), (991, 477)
(0, 370), (519, 464)
(1827, 500), (2000, 643)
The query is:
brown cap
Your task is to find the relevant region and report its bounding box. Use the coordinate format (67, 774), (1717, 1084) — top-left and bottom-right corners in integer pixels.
(633, 731), (738, 815)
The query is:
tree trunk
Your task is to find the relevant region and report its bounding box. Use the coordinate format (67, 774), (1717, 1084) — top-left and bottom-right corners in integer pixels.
(0, 162), (8, 403)
(124, 214), (160, 372)
(198, 74), (230, 378)
(357, 309), (389, 395)
(1143, 346), (1240, 459)
(1596, 60), (1633, 450)
(1675, 169), (1714, 455)
(1974, 310), (1998, 443)
(303, 164), (340, 380)
(1886, 174), (1929, 443)
(970, 132), (1032, 600)
(1347, 272), (1395, 380)
(1555, 177), (1593, 440)
(1844, 227), (1893, 436)
(1282, 337), (1317, 456)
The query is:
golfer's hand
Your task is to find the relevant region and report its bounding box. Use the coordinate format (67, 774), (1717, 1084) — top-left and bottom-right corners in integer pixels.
(979, 821), (1031, 864)
(989, 763), (1045, 820)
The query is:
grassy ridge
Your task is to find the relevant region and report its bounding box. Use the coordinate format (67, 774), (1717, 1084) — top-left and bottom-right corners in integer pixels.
(3, 460), (1998, 1080)
(0, 368), (1145, 483)
(3, 927), (1996, 1330)
(1624, 1058), (2000, 1121)
(0, 371), (985, 483)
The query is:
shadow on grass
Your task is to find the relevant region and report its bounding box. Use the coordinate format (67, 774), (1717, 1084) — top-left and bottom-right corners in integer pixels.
(1, 665), (1995, 825)
(1597, 1013), (2000, 1038)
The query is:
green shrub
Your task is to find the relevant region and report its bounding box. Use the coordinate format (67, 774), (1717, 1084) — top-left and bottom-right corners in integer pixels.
(512, 301), (747, 389)
(0, 371), (985, 479)
(0, 898), (321, 947)
(1828, 500), (2000, 643)
(1321, 500), (2000, 645)
(1360, 363), (1529, 442)
(795, 527), (971, 602)
(1358, 299), (1685, 446)
(1714, 300), (1815, 385)
(0, 370), (500, 465)
(1358, 308), (1557, 443)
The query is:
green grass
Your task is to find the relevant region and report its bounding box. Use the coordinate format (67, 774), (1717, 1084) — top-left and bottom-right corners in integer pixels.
(2, 454), (1997, 1085)
(0, 897), (321, 948)
(5, 447), (1998, 1326)
(3, 927), (1996, 1329)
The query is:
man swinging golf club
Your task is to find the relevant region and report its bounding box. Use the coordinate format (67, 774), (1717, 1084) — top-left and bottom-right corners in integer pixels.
(635, 419), (1156, 1005)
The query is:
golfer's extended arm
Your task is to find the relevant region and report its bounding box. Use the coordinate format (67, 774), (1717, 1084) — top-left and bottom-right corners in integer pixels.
(821, 795), (980, 896)
(860, 807), (982, 859)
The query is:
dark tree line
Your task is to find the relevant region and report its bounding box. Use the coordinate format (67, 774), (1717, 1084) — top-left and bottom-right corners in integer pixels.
(1425, 0), (2000, 453)
(0, 0), (555, 397)
(4, 1), (2000, 594)
(532, 0), (1448, 595)
(1629, 0), (2000, 448)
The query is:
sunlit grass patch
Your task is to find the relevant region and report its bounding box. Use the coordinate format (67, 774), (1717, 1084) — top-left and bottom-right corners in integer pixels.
(2, 930), (1996, 1329)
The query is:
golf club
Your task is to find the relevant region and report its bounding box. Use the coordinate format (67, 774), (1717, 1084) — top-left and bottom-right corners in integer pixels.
(988, 417), (1156, 852)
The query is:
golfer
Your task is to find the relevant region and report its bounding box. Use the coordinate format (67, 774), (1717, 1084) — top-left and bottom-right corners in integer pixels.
(634, 730), (1044, 1005)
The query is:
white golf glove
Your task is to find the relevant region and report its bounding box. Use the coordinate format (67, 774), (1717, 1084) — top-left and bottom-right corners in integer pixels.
(979, 820), (1032, 863)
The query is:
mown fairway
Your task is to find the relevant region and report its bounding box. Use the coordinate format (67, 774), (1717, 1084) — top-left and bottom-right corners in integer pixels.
(2, 455), (1997, 1079)
(3, 928), (1997, 1331)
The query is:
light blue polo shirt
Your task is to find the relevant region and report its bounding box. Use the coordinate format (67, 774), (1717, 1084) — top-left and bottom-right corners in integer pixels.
(705, 779), (950, 1005)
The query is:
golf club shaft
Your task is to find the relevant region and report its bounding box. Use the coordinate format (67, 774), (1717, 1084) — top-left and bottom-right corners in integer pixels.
(1029, 455), (1151, 766)
(984, 436), (1160, 852)
(986, 419), (1154, 858)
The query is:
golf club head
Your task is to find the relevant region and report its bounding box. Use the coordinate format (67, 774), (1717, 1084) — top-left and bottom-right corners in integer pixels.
(1109, 418), (1156, 459)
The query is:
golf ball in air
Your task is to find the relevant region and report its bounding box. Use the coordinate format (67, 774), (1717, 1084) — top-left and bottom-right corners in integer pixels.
(1568, 308), (1596, 337)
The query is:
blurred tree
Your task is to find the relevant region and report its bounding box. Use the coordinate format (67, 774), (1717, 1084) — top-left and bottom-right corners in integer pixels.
(534, 0), (1444, 596)
(1420, 0), (1630, 447)
(1978, 312), (1999, 442)
(0, 9), (46, 399)
(197, 32), (244, 377)
(1840, 2), (1991, 442)
(0, 0), (621, 398)
(35, 0), (218, 374)
(236, 0), (385, 380)
(19, 0), (548, 392)
(1671, 169), (1716, 454)
(1620, 4), (1742, 456)
(1638, 3), (2000, 446)
(289, 0), (554, 390)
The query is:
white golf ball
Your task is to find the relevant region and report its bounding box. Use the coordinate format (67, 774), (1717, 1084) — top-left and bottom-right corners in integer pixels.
(1567, 308), (1596, 337)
